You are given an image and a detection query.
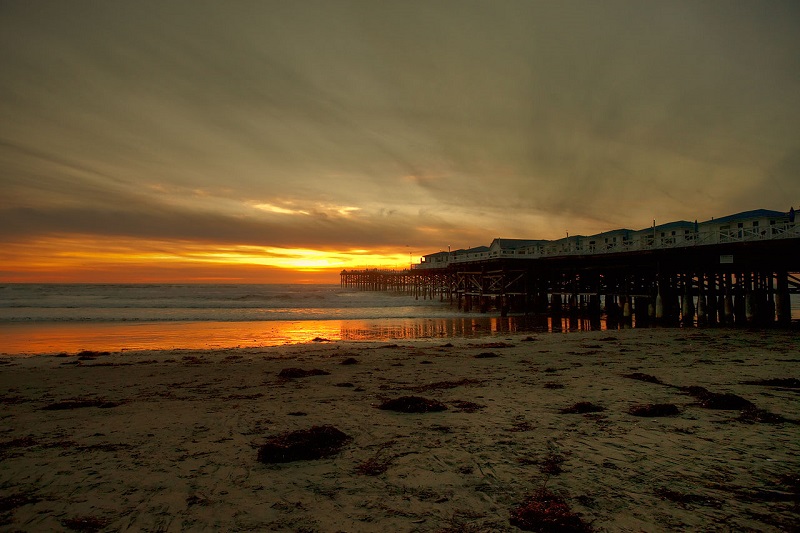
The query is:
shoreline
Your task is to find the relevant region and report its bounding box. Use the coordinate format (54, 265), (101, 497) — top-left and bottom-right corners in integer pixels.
(2, 315), (798, 358)
(1, 328), (798, 531)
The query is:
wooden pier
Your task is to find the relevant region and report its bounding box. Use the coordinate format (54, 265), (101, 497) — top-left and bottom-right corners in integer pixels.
(341, 237), (800, 327)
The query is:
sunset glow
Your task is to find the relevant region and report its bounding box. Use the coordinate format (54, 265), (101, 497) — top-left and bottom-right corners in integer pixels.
(0, 236), (415, 283)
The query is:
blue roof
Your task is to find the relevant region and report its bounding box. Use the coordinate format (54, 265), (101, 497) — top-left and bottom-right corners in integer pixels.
(588, 228), (635, 238)
(633, 220), (694, 233)
(491, 238), (548, 249)
(454, 246), (489, 253)
(702, 209), (786, 225)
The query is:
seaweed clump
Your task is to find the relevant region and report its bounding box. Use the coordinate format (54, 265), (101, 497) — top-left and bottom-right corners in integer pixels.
(776, 473), (800, 494)
(560, 402), (605, 414)
(654, 487), (721, 508)
(0, 492), (40, 512)
(450, 400), (486, 413)
(61, 516), (112, 532)
(278, 368), (331, 379)
(412, 378), (482, 392)
(355, 456), (392, 476)
(622, 373), (663, 385)
(42, 399), (123, 410)
(683, 386), (755, 410)
(737, 408), (789, 424)
(539, 454), (566, 475)
(378, 396), (447, 413)
(680, 385), (790, 423)
(628, 403), (680, 417)
(741, 378), (800, 388)
(256, 425), (351, 463)
(510, 488), (593, 532)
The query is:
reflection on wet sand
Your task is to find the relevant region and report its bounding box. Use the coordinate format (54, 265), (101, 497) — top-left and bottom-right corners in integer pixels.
(0, 315), (618, 356)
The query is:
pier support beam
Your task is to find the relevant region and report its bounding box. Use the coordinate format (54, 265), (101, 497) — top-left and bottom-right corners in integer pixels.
(776, 271), (792, 326)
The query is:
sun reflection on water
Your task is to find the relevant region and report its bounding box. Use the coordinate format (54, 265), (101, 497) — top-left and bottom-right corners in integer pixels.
(0, 316), (619, 356)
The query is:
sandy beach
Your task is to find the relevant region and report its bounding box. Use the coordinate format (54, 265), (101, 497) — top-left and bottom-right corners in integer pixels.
(1, 327), (798, 532)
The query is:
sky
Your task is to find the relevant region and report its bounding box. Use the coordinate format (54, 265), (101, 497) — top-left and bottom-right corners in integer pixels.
(1, 0), (799, 283)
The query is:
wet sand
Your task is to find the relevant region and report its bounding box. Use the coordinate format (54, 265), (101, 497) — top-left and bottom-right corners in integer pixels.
(1, 328), (798, 531)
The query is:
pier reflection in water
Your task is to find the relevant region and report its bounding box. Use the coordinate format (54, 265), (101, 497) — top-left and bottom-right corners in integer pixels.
(338, 314), (619, 341)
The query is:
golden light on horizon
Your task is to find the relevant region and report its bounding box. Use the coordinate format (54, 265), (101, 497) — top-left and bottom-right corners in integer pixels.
(0, 235), (416, 284)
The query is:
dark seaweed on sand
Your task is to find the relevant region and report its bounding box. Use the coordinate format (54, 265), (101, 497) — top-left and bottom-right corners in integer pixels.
(0, 395), (28, 405)
(378, 396), (447, 413)
(450, 400), (486, 413)
(411, 378), (483, 392)
(654, 487), (722, 508)
(278, 367), (331, 378)
(76, 350), (111, 357)
(539, 454), (566, 475)
(42, 399), (123, 410)
(62, 516), (111, 532)
(340, 357), (359, 365)
(682, 386), (755, 410)
(628, 403), (680, 417)
(355, 457), (392, 476)
(0, 436), (37, 450)
(678, 385), (791, 423)
(510, 488), (593, 532)
(741, 378), (800, 388)
(622, 373), (663, 385)
(777, 473), (800, 493)
(737, 408), (790, 424)
(256, 425), (351, 463)
(475, 352), (499, 358)
(0, 492), (40, 512)
(560, 402), (605, 414)
(474, 342), (515, 348)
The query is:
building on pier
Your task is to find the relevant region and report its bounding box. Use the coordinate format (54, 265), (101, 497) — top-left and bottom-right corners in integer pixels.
(488, 239), (546, 259)
(418, 246), (490, 268)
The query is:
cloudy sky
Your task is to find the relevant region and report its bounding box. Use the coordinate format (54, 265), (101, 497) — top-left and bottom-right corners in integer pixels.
(1, 0), (798, 282)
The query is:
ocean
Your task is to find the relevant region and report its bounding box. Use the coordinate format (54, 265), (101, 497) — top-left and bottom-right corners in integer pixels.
(0, 284), (536, 356)
(1, 284), (797, 356)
